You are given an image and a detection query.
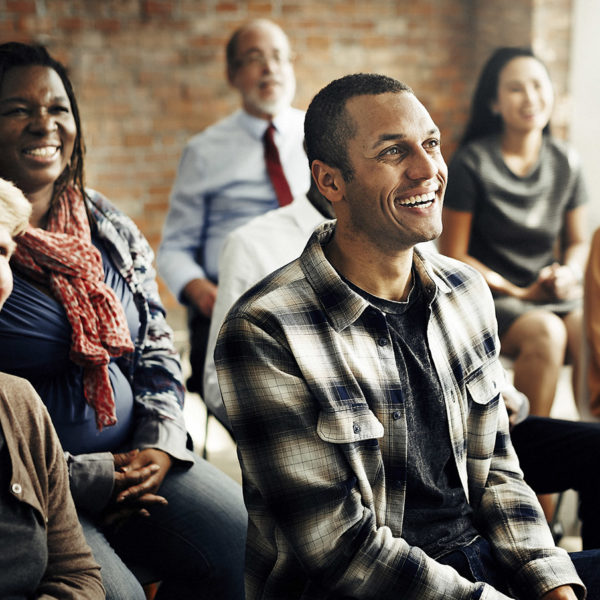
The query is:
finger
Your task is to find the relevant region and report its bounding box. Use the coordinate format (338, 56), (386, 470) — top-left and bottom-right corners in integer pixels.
(116, 472), (163, 502)
(117, 489), (169, 506)
(113, 449), (139, 471)
(120, 463), (161, 487)
(102, 505), (153, 528)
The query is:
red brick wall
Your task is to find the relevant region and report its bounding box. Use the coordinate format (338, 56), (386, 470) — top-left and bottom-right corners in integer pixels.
(0, 0), (573, 330)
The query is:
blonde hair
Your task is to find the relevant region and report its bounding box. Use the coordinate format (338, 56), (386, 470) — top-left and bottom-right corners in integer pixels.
(0, 179), (32, 238)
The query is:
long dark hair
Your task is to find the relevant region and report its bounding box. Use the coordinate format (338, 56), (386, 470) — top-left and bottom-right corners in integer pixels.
(0, 42), (86, 203)
(460, 46), (552, 146)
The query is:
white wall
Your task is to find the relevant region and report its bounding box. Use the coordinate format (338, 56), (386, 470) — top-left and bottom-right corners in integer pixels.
(570, 0), (600, 232)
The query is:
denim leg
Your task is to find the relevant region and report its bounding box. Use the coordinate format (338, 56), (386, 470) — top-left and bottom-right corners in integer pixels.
(511, 416), (600, 549)
(79, 512), (147, 600)
(569, 550), (600, 599)
(104, 453), (247, 600)
(438, 537), (511, 595)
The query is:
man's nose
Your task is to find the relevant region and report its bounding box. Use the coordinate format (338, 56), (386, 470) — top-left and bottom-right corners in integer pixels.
(406, 149), (438, 181)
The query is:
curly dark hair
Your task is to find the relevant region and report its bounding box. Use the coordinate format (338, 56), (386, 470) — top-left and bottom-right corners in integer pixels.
(460, 46), (552, 146)
(0, 42), (86, 203)
(304, 73), (412, 182)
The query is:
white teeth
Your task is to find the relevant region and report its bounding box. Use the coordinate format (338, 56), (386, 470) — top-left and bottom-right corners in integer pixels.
(25, 146), (59, 158)
(396, 191), (436, 206)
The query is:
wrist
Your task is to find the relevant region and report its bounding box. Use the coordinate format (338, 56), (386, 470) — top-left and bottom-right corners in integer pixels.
(565, 263), (584, 284)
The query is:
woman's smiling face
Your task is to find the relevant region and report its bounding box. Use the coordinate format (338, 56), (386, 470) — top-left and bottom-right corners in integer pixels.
(492, 56), (554, 136)
(0, 65), (77, 198)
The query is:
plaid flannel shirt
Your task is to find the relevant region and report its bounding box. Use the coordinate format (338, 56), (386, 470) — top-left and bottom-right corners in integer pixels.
(216, 221), (583, 600)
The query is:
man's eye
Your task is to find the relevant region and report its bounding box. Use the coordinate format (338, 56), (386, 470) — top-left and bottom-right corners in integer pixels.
(382, 146), (400, 156)
(426, 139), (440, 149)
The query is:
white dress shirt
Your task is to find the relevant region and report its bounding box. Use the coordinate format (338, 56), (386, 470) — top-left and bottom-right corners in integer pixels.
(203, 194), (330, 424)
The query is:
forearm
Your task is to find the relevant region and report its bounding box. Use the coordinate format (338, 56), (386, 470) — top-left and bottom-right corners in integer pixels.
(563, 241), (589, 280)
(474, 408), (584, 598)
(454, 253), (523, 298)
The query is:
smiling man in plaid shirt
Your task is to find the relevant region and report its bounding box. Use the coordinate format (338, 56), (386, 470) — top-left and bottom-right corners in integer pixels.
(215, 74), (599, 599)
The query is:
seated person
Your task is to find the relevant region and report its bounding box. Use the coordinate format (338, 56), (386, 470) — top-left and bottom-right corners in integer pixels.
(157, 19), (310, 395)
(0, 178), (104, 598)
(440, 47), (589, 417)
(203, 177), (334, 429)
(584, 227), (600, 417)
(216, 73), (599, 599)
(0, 42), (246, 600)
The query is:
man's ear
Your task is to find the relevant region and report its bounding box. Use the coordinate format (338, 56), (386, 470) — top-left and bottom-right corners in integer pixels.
(311, 160), (344, 205)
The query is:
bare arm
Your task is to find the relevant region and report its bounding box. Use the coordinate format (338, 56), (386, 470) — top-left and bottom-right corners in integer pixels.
(440, 208), (563, 302)
(440, 208), (529, 297)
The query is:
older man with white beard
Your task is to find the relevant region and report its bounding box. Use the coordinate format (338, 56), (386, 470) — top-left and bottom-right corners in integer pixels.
(158, 19), (310, 394)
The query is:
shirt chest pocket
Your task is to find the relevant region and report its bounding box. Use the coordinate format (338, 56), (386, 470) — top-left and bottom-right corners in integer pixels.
(464, 364), (503, 419)
(317, 406), (385, 500)
(317, 406), (384, 444)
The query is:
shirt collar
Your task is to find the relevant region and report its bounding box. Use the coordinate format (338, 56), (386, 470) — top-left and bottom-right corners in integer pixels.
(287, 194), (331, 234)
(300, 222), (449, 332)
(237, 105), (295, 140)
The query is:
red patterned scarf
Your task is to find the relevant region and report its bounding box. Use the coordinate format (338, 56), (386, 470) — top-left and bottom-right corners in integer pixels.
(11, 187), (134, 429)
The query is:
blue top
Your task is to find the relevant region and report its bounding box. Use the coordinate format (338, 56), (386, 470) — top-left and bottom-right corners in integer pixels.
(0, 234), (139, 454)
(157, 107), (310, 299)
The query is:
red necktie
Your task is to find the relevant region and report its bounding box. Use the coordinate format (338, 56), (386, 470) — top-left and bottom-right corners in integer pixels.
(263, 123), (294, 207)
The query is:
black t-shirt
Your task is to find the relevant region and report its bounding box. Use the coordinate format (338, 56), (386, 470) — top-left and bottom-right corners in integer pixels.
(346, 274), (479, 558)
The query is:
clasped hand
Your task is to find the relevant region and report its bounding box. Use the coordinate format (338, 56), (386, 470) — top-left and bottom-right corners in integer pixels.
(520, 263), (582, 302)
(103, 448), (172, 527)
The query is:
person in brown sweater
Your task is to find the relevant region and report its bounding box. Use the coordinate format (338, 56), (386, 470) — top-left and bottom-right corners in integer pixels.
(0, 177), (104, 599)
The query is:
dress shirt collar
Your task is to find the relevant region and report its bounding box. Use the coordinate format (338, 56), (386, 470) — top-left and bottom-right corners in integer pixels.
(287, 194), (331, 233)
(300, 222), (451, 332)
(237, 105), (297, 140)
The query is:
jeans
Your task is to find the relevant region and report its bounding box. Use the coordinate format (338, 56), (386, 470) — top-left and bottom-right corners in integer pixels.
(80, 453), (247, 600)
(439, 536), (600, 599)
(511, 415), (600, 549)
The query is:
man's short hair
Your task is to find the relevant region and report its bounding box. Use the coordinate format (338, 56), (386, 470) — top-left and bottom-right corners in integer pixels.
(0, 179), (31, 238)
(304, 73), (412, 182)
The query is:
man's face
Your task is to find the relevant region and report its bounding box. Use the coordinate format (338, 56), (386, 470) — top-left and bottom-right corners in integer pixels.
(228, 22), (296, 120)
(337, 92), (447, 252)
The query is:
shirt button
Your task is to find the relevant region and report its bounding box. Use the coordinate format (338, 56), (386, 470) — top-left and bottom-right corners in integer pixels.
(12, 483), (22, 495)
(377, 337), (388, 347)
(392, 411), (401, 420)
(353, 423), (361, 434)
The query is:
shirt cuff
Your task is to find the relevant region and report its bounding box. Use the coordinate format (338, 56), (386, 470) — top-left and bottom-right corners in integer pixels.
(65, 452), (115, 514)
(132, 416), (195, 466)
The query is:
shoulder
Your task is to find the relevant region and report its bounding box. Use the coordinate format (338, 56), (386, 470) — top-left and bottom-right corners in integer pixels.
(85, 188), (152, 258)
(0, 372), (43, 420)
(544, 136), (583, 173)
(286, 106), (306, 124)
(85, 189), (142, 235)
(449, 136), (496, 170)
(226, 257), (309, 324)
(226, 203), (299, 245)
(186, 110), (247, 147)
